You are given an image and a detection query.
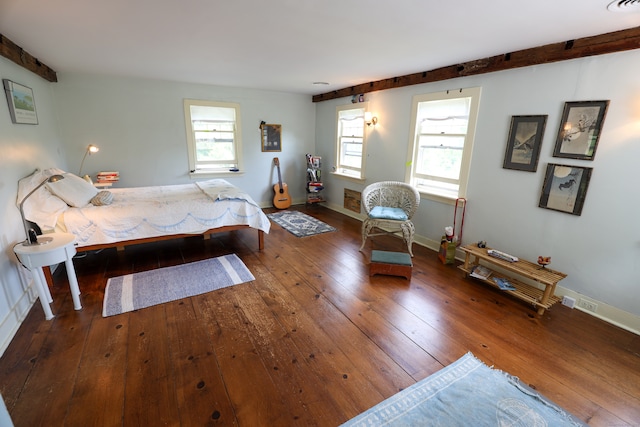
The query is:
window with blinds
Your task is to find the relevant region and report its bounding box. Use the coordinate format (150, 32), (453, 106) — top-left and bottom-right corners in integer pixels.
(406, 88), (481, 201)
(335, 104), (367, 180)
(184, 99), (243, 175)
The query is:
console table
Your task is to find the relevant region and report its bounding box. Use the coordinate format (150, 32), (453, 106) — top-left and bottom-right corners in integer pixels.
(13, 232), (82, 320)
(459, 244), (566, 315)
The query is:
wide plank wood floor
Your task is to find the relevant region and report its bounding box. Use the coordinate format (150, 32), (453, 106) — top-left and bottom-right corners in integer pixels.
(1, 205), (639, 426)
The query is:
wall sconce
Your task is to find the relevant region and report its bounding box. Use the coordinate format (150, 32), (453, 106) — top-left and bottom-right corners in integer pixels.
(19, 175), (65, 245)
(78, 144), (99, 177)
(364, 112), (378, 127)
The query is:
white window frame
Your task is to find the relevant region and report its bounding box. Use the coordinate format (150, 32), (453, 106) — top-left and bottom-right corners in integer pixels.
(405, 87), (481, 203)
(334, 103), (368, 181)
(184, 99), (243, 177)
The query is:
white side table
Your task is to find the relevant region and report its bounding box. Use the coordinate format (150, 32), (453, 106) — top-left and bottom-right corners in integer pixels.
(94, 182), (113, 189)
(13, 232), (82, 320)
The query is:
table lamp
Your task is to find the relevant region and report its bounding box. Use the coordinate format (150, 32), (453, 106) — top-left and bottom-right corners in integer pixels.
(78, 144), (99, 179)
(18, 174), (65, 245)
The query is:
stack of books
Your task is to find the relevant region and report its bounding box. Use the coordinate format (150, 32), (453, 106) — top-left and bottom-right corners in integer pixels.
(97, 171), (120, 184)
(307, 182), (324, 193)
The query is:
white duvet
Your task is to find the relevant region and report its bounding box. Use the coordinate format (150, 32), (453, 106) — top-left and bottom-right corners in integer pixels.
(57, 179), (270, 248)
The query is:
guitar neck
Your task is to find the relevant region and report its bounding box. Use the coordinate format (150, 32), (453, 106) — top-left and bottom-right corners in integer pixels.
(275, 158), (284, 192)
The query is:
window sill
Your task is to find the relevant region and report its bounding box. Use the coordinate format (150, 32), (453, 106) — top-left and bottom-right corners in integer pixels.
(189, 170), (245, 179)
(331, 171), (365, 184)
(418, 190), (464, 206)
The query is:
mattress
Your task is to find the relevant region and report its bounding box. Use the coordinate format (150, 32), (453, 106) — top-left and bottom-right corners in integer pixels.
(55, 179), (270, 248)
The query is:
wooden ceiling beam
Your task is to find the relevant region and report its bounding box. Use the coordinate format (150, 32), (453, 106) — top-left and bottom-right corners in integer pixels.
(312, 26), (640, 103)
(0, 34), (57, 82)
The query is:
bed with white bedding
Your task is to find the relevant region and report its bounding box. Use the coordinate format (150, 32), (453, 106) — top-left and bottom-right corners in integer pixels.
(18, 168), (270, 252)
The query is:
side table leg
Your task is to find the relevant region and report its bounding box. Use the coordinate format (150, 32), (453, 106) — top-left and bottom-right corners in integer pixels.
(35, 268), (53, 303)
(64, 258), (82, 310)
(32, 268), (54, 320)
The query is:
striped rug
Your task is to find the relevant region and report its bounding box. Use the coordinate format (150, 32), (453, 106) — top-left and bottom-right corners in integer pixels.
(102, 254), (254, 317)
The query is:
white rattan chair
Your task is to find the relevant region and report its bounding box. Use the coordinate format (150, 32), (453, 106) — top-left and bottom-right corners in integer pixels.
(359, 181), (420, 256)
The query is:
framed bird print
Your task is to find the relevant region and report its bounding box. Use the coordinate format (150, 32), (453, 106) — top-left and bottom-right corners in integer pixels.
(552, 100), (609, 160)
(538, 163), (593, 216)
(502, 115), (547, 172)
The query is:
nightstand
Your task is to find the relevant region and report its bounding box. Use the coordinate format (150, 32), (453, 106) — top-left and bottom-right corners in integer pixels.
(13, 232), (82, 320)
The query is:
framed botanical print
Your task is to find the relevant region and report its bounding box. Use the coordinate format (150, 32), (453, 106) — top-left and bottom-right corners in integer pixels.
(552, 100), (609, 160)
(502, 115), (547, 172)
(261, 123), (282, 152)
(538, 163), (593, 216)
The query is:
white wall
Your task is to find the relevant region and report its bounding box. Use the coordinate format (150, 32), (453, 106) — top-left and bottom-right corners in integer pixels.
(0, 56), (68, 355)
(315, 50), (640, 332)
(52, 73), (316, 206)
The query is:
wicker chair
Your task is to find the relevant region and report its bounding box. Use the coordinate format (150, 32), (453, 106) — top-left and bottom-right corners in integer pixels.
(359, 181), (420, 256)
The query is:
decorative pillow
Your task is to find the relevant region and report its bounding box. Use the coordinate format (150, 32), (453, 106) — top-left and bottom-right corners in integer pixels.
(46, 172), (98, 207)
(369, 206), (408, 221)
(91, 190), (113, 206)
(17, 168), (69, 230)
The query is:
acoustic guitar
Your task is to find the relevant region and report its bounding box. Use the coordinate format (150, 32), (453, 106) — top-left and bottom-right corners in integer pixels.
(273, 157), (291, 209)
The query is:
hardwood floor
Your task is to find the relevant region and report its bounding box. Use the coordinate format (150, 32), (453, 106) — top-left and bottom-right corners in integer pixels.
(1, 205), (638, 426)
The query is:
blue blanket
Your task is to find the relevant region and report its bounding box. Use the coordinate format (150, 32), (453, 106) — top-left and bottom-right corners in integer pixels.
(342, 352), (586, 426)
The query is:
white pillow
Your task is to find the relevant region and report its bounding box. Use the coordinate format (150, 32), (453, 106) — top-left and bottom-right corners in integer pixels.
(46, 173), (98, 208)
(17, 168), (69, 230)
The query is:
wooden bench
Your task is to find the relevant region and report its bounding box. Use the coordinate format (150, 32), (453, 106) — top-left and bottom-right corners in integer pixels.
(459, 244), (566, 315)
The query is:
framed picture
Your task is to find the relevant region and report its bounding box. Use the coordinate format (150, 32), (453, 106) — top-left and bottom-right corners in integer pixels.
(3, 79), (38, 124)
(538, 163), (593, 216)
(552, 100), (609, 160)
(502, 115), (547, 172)
(261, 123), (282, 152)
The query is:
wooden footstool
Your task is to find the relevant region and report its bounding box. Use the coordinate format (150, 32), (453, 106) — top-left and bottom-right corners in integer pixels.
(370, 250), (412, 280)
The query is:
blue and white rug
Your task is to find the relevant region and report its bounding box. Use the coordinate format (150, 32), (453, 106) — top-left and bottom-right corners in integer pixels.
(267, 210), (336, 237)
(102, 254), (254, 317)
(342, 352), (586, 426)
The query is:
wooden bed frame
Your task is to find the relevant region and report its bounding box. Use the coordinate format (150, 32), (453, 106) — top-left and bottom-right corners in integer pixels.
(43, 225), (264, 287)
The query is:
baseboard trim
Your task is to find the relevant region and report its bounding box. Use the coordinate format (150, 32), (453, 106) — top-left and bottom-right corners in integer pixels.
(0, 285), (35, 357)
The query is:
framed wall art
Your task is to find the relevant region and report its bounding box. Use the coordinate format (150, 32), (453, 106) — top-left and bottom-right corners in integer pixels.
(538, 163), (593, 216)
(552, 100), (609, 160)
(261, 123), (282, 152)
(502, 115), (547, 172)
(3, 79), (38, 124)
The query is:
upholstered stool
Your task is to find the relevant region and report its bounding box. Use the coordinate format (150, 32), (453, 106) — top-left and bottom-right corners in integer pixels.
(370, 250), (412, 280)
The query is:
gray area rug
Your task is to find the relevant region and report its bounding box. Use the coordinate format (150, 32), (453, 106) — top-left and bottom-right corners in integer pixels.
(341, 352), (586, 426)
(267, 210), (336, 237)
(102, 254), (254, 317)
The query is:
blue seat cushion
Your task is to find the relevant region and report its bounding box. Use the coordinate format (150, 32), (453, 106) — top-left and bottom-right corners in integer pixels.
(371, 250), (412, 266)
(369, 206), (408, 221)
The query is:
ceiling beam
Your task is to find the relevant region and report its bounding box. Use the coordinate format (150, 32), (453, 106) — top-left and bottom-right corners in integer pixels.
(0, 34), (57, 82)
(312, 26), (640, 103)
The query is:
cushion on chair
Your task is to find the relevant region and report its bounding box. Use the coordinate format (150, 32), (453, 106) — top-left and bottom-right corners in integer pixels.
(369, 206), (408, 221)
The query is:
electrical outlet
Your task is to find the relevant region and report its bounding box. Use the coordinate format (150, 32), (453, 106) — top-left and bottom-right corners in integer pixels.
(561, 296), (576, 308)
(577, 298), (598, 313)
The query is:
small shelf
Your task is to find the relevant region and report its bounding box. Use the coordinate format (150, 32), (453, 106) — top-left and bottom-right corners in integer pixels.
(306, 154), (324, 205)
(459, 244), (566, 315)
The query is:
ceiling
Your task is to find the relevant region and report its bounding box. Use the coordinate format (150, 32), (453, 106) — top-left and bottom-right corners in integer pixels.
(1, 0), (639, 96)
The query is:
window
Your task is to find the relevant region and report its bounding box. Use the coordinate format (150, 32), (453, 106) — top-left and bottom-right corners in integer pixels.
(184, 99), (243, 175)
(335, 104), (367, 180)
(406, 87), (481, 201)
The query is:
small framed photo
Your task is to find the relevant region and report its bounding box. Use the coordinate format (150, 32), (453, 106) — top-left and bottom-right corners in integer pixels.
(261, 123), (282, 152)
(539, 163), (593, 216)
(502, 115), (547, 172)
(3, 79), (38, 125)
(552, 100), (609, 160)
